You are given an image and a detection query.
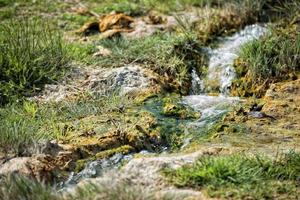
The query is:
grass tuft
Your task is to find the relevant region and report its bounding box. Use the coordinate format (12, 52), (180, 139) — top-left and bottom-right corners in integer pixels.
(0, 175), (58, 200)
(240, 27), (300, 81)
(164, 151), (300, 199)
(232, 25), (300, 97)
(0, 18), (69, 104)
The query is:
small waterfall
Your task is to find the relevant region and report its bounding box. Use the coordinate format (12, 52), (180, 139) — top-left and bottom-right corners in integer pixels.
(205, 24), (268, 94)
(183, 24), (267, 143)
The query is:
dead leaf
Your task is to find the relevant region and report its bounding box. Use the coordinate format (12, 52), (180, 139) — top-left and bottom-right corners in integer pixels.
(76, 13), (134, 38)
(99, 28), (133, 39)
(76, 20), (99, 35)
(99, 13), (134, 32)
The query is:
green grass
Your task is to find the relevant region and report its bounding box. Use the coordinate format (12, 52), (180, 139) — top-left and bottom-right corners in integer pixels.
(0, 175), (58, 200)
(164, 151), (300, 199)
(84, 33), (204, 92)
(239, 27), (300, 81)
(65, 33), (200, 93)
(0, 19), (69, 105)
(0, 92), (133, 156)
(67, 42), (97, 65)
(232, 25), (300, 97)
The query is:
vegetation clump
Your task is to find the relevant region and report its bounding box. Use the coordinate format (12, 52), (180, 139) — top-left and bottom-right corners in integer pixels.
(0, 19), (69, 104)
(164, 151), (300, 199)
(232, 25), (300, 97)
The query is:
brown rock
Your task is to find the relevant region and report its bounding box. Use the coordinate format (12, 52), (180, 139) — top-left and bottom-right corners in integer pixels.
(0, 155), (56, 182)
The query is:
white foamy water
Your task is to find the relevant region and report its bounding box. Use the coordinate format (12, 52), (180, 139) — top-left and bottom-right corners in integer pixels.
(206, 24), (267, 94)
(183, 95), (239, 126)
(190, 68), (204, 94)
(189, 24), (267, 95)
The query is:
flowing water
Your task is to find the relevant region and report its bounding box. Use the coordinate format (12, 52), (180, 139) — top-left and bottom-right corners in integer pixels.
(62, 24), (267, 189)
(191, 24), (267, 94)
(185, 24), (267, 124)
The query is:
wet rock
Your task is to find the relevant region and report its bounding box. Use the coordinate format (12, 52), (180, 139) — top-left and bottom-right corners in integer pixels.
(19, 139), (65, 157)
(62, 153), (133, 186)
(64, 147), (225, 197)
(250, 103), (264, 111)
(248, 111), (276, 120)
(32, 64), (161, 102)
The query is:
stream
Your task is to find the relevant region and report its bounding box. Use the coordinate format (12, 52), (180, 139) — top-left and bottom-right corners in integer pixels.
(60, 24), (268, 190)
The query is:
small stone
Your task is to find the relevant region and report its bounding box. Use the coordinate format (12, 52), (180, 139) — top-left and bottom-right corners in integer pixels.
(93, 46), (112, 57)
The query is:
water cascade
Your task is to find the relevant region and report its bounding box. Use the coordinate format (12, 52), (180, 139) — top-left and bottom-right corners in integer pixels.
(182, 24), (267, 143)
(190, 24), (267, 95)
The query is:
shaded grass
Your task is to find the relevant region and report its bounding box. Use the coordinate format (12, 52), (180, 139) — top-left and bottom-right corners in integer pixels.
(164, 151), (300, 199)
(0, 175), (58, 200)
(0, 18), (69, 104)
(0, 174), (187, 200)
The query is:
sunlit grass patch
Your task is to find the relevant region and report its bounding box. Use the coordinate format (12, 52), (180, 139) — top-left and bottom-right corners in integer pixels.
(0, 18), (69, 105)
(164, 151), (300, 199)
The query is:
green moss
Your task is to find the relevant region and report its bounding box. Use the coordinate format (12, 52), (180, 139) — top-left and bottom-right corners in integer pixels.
(162, 102), (200, 119)
(161, 96), (200, 119)
(75, 159), (89, 173)
(95, 145), (134, 159)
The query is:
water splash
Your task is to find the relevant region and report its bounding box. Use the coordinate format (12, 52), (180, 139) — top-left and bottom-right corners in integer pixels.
(190, 68), (204, 95)
(181, 95), (239, 148)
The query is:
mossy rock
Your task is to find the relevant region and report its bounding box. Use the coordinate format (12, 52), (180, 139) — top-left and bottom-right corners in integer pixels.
(162, 98), (200, 119)
(95, 145), (134, 159)
(75, 159), (89, 173)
